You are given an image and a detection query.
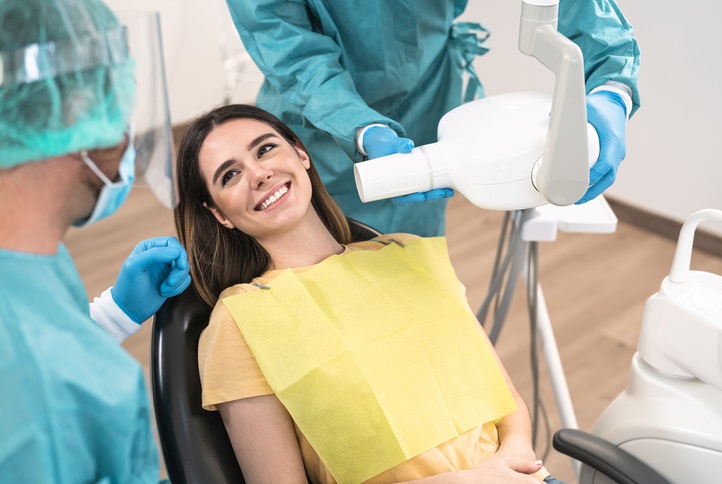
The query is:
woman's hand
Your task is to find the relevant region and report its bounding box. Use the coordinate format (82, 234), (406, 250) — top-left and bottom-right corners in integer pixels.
(465, 448), (543, 483)
(400, 445), (543, 484)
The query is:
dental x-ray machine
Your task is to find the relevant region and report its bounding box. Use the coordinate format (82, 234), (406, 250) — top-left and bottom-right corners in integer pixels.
(354, 0), (598, 211)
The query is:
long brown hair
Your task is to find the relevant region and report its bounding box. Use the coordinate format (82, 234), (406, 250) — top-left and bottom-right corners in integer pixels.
(174, 104), (351, 309)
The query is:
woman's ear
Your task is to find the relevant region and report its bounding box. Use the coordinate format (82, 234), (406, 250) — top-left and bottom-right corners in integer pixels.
(203, 201), (235, 230)
(296, 147), (311, 170)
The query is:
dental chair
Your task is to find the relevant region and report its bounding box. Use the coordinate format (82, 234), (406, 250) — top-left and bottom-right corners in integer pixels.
(552, 429), (670, 484)
(553, 209), (722, 484)
(150, 219), (381, 484)
(150, 279), (237, 484)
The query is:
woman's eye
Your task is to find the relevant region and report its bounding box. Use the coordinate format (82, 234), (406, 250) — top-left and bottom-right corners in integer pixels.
(221, 170), (239, 187)
(258, 143), (277, 157)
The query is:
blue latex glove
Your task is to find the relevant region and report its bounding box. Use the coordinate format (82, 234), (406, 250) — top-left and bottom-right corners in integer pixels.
(362, 125), (454, 206)
(389, 188), (455, 206)
(577, 90), (628, 204)
(111, 236), (191, 324)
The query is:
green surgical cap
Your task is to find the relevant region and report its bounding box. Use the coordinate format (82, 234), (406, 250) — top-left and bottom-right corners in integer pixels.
(0, 0), (136, 167)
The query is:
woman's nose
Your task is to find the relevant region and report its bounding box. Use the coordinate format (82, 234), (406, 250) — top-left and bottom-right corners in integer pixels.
(249, 162), (273, 189)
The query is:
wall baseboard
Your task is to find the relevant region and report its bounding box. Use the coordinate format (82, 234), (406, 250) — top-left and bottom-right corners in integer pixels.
(606, 197), (722, 258)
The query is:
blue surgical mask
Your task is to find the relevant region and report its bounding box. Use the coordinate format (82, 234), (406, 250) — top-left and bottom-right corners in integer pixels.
(74, 132), (136, 227)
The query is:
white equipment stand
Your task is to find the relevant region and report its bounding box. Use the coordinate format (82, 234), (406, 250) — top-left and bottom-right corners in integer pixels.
(516, 195), (619, 479)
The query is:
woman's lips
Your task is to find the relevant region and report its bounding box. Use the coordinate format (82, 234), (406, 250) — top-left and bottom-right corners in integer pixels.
(256, 182), (290, 211)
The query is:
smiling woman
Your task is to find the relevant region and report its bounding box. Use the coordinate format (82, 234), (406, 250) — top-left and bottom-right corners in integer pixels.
(174, 104), (351, 310)
(173, 104), (566, 484)
(198, 118), (314, 241)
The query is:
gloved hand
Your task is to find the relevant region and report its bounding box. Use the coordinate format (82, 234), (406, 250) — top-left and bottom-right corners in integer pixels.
(362, 125), (415, 159)
(578, 90), (628, 204)
(362, 125), (455, 206)
(389, 188), (455, 207)
(111, 236), (192, 324)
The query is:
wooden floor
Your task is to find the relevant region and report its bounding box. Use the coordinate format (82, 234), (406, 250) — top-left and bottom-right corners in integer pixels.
(64, 187), (722, 483)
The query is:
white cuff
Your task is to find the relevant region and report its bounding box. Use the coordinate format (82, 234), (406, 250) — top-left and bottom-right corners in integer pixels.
(591, 82), (633, 121)
(355, 123), (389, 156)
(89, 287), (141, 344)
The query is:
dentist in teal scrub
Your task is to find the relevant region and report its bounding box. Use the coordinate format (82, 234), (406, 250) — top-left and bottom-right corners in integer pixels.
(226, 0), (640, 236)
(0, 0), (189, 481)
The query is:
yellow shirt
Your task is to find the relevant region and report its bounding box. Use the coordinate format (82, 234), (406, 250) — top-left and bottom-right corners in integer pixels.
(199, 234), (546, 483)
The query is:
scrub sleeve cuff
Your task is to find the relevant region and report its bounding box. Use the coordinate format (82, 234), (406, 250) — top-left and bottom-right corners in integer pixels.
(591, 83), (633, 121)
(89, 287), (141, 343)
(355, 123), (390, 156)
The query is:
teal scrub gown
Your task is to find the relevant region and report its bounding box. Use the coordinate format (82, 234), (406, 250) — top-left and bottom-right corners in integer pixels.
(0, 244), (160, 483)
(227, 0), (640, 236)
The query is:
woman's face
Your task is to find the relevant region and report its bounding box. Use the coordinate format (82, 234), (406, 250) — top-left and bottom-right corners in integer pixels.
(198, 118), (313, 240)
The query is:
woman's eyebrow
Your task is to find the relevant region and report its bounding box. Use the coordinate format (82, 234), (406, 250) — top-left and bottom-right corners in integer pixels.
(246, 132), (278, 151)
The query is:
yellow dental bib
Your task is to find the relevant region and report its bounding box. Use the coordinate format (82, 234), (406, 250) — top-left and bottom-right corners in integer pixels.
(223, 237), (516, 483)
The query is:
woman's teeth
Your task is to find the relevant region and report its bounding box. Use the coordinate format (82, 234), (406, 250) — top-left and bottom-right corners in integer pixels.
(258, 184), (289, 210)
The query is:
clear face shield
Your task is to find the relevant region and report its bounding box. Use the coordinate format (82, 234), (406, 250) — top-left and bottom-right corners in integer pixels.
(117, 10), (177, 209)
(0, 8), (177, 209)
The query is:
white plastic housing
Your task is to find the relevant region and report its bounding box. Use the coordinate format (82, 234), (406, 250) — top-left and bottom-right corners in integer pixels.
(588, 353), (722, 484)
(354, 92), (599, 211)
(353, 147), (437, 203)
(637, 209), (722, 389)
(519, 1), (559, 55)
(637, 272), (722, 387)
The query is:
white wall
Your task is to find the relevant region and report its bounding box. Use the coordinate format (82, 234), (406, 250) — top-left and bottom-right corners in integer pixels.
(106, 0), (263, 123)
(113, 0), (722, 236)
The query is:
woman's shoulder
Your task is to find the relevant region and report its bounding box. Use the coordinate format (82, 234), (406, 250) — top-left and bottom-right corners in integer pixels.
(347, 232), (421, 250)
(217, 283), (258, 300)
(202, 283), (263, 350)
(208, 284), (261, 324)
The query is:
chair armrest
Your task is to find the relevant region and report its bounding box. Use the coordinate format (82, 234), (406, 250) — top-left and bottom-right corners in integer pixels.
(553, 429), (670, 484)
